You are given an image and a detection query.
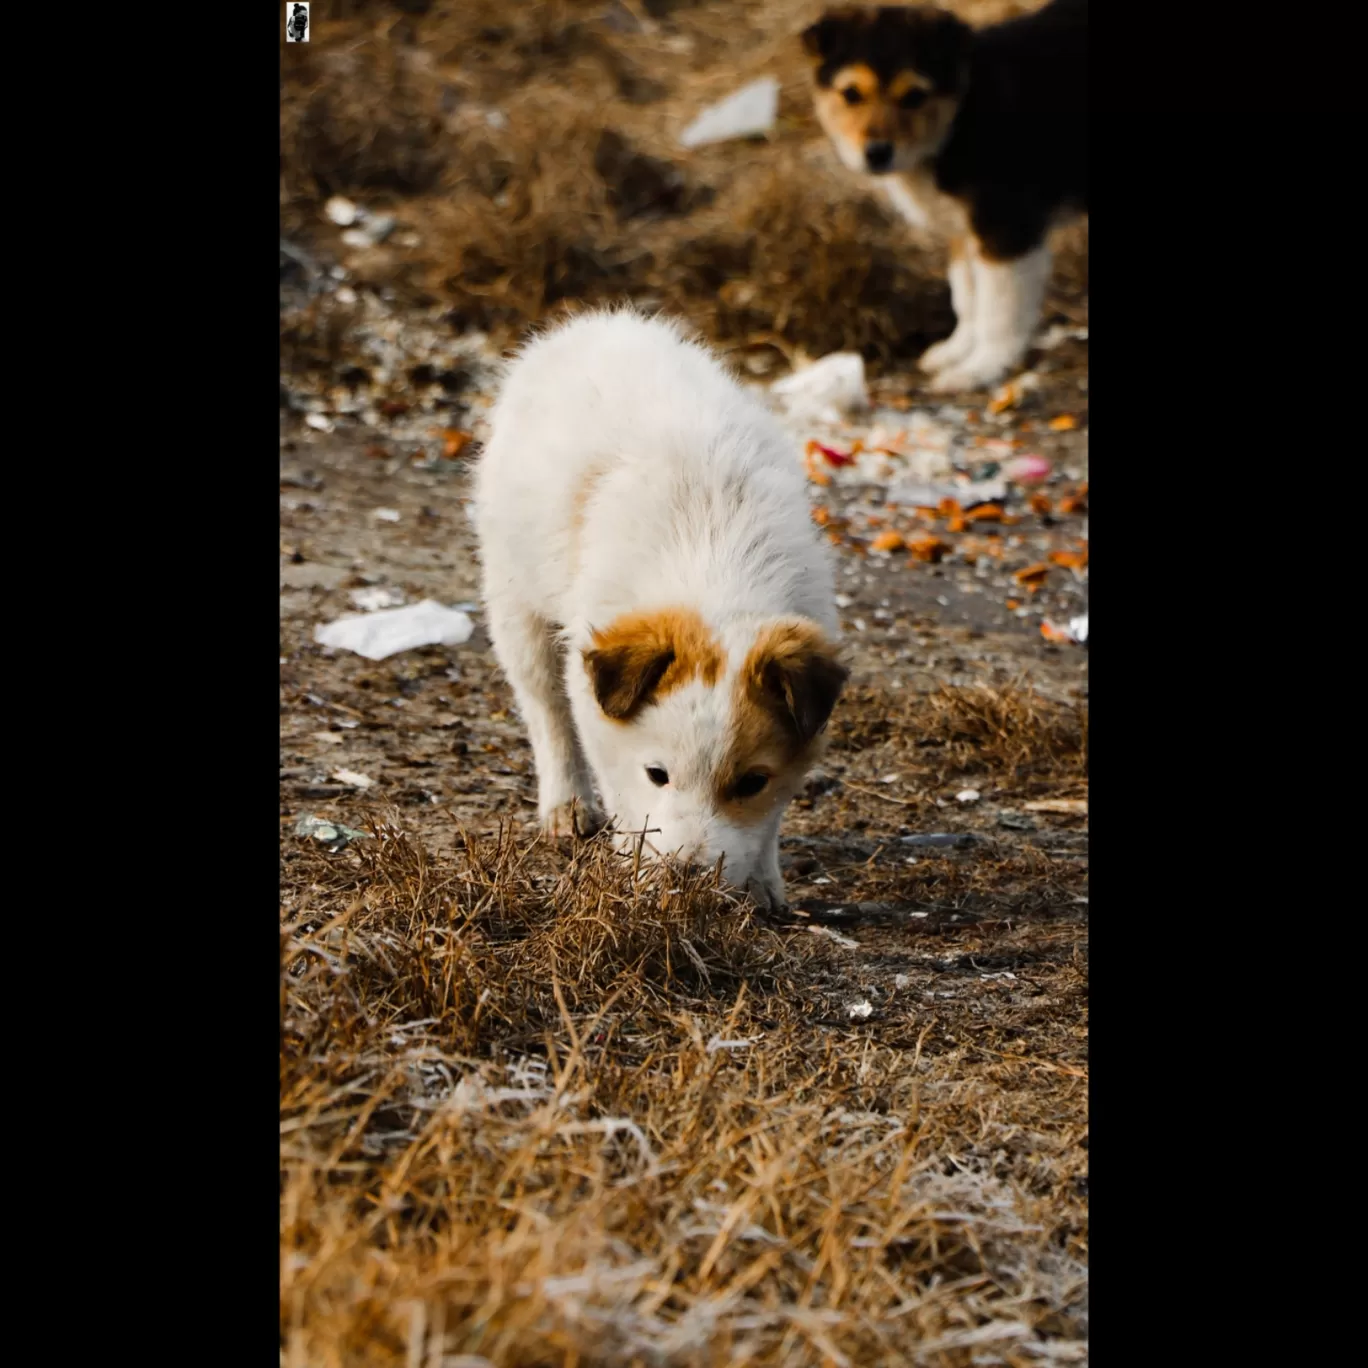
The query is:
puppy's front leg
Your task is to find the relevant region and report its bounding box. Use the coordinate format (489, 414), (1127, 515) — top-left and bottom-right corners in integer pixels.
(485, 603), (605, 838)
(928, 240), (1050, 393)
(919, 237), (978, 377)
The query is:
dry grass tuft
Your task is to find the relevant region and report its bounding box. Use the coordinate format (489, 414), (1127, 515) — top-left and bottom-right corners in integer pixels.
(830, 682), (1087, 796)
(282, 807), (1087, 1365)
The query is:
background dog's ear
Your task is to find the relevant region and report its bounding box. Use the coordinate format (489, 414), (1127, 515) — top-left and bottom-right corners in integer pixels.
(801, 11), (858, 61)
(583, 641), (676, 721)
(749, 623), (849, 746)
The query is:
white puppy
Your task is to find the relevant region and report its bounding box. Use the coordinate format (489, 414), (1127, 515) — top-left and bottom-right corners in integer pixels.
(473, 310), (847, 910)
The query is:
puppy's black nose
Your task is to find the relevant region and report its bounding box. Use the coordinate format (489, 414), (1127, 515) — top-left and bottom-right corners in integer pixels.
(865, 141), (894, 172)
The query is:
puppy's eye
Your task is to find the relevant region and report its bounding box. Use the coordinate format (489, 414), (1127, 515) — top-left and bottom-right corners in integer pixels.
(899, 88), (928, 110)
(646, 766), (669, 787)
(733, 772), (769, 799)
(841, 86), (864, 105)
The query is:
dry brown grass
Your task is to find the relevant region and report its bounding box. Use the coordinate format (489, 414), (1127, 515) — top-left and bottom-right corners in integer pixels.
(828, 681), (1087, 800)
(282, 774), (1088, 1363)
(280, 1), (1086, 366)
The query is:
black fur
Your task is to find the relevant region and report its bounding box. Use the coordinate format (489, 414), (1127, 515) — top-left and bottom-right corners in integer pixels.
(806, 1), (1087, 261)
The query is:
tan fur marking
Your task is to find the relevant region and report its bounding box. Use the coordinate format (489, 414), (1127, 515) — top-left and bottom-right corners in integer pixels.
(714, 620), (848, 818)
(566, 461), (608, 577)
(830, 63), (878, 98)
(887, 70), (933, 101)
(584, 607), (723, 723)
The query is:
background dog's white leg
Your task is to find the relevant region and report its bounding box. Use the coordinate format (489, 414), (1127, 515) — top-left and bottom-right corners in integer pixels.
(929, 243), (1050, 392)
(919, 237), (977, 375)
(486, 604), (603, 836)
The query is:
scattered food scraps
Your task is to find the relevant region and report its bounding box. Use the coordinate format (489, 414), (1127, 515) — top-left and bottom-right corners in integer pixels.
(806, 438), (855, 468)
(1004, 454), (1052, 484)
(1039, 620), (1076, 644)
(1013, 563), (1051, 587)
(966, 503), (1005, 523)
(987, 372), (1039, 415)
(907, 535), (951, 563)
(679, 77), (779, 149)
(1058, 483), (1088, 514)
(315, 600), (475, 661)
(871, 531), (905, 552)
(441, 429), (473, 459)
(1028, 493), (1052, 515)
(1049, 549), (1089, 571)
(1048, 414), (1078, 431)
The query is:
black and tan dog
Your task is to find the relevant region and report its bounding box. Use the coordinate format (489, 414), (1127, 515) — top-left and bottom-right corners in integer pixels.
(802, 1), (1087, 392)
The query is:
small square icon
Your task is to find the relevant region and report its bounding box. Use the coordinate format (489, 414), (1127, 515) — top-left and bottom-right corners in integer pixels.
(286, 3), (310, 43)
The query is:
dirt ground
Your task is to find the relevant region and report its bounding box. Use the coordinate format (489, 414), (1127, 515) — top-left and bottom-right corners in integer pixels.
(281, 4), (1087, 1364)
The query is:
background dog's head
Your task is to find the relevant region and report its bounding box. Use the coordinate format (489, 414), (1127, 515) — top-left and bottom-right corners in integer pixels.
(802, 6), (973, 175)
(580, 608), (847, 909)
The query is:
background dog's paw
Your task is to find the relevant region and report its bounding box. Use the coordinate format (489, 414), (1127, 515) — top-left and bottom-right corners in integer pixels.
(542, 800), (607, 840)
(919, 333), (974, 375)
(925, 352), (1015, 393)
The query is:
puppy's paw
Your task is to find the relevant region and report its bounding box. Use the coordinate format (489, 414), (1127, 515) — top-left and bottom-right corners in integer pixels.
(542, 799), (608, 840)
(742, 875), (788, 914)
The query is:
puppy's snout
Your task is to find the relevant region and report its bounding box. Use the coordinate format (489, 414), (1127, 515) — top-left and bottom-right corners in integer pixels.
(864, 141), (894, 172)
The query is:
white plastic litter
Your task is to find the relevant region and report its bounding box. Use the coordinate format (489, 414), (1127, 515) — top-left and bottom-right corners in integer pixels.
(1069, 613), (1088, 644)
(331, 768), (375, 790)
(771, 352), (868, 422)
(679, 77), (779, 149)
(848, 1000), (874, 1020)
(956, 788), (981, 803)
(315, 599), (475, 661)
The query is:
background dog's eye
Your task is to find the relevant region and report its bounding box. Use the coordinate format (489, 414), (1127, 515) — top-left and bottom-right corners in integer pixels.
(646, 766), (669, 787)
(899, 88), (928, 110)
(734, 773), (769, 799)
(841, 87), (864, 105)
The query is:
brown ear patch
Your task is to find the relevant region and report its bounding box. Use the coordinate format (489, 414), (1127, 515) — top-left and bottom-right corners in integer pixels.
(583, 607), (723, 722)
(745, 619), (849, 746)
(715, 619), (847, 815)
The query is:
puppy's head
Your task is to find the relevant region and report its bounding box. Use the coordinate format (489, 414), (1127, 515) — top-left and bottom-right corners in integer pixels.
(802, 6), (972, 175)
(581, 608), (847, 908)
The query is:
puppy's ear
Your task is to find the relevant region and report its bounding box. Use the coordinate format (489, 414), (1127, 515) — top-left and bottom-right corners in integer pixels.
(583, 639), (675, 721)
(801, 10), (859, 62)
(925, 10), (975, 86)
(582, 608), (722, 722)
(747, 621), (848, 746)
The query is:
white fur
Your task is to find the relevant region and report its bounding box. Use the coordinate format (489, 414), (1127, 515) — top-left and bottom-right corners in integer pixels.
(926, 243), (1050, 392)
(919, 247), (978, 375)
(473, 310), (840, 907)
